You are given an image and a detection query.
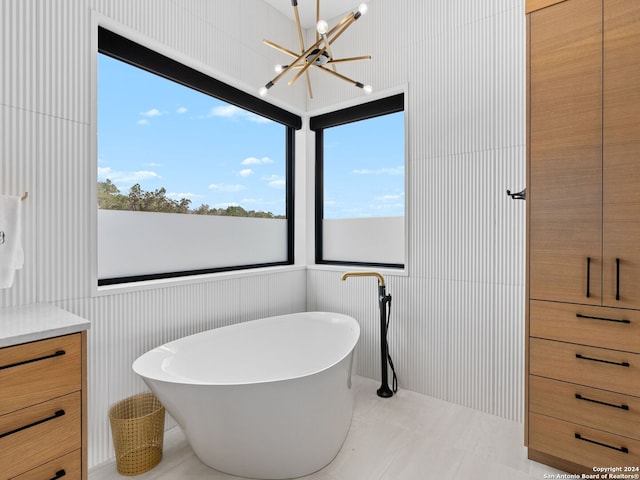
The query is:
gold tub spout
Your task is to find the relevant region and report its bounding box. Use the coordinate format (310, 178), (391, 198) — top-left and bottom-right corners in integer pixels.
(340, 271), (385, 287)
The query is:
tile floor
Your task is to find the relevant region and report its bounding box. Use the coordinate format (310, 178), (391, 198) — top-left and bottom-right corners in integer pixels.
(91, 376), (565, 480)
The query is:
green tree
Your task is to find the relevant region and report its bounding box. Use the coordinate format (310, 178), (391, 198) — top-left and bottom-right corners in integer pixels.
(97, 179), (129, 210)
(98, 179), (284, 218)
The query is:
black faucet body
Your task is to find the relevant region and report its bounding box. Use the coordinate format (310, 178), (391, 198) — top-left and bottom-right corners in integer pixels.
(377, 285), (394, 398)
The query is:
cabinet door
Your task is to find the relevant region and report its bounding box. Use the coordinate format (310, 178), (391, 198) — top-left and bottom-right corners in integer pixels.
(529, 0), (603, 304)
(603, 0), (640, 308)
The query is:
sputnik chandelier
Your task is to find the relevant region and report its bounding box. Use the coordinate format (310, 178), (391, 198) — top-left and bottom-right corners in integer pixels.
(259, 0), (372, 98)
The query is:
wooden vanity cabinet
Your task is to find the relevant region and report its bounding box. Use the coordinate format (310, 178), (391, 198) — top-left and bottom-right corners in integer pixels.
(0, 332), (87, 480)
(526, 0), (640, 473)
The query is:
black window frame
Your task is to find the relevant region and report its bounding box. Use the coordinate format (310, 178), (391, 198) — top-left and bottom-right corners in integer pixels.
(97, 27), (301, 286)
(310, 93), (405, 269)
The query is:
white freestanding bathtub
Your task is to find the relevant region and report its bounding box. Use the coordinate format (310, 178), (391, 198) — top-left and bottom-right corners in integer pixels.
(132, 311), (360, 479)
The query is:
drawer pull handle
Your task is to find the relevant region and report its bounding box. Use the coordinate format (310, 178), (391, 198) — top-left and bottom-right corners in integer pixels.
(586, 257), (591, 298)
(0, 409), (65, 439)
(575, 393), (629, 410)
(0, 350), (66, 370)
(616, 258), (621, 301)
(574, 433), (629, 453)
(576, 313), (631, 324)
(576, 353), (630, 367)
(50, 470), (66, 480)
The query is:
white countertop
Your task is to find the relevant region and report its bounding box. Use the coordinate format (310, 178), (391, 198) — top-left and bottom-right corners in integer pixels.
(0, 303), (90, 348)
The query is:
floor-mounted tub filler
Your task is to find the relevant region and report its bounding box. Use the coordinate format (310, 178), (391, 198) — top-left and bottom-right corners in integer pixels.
(133, 311), (360, 479)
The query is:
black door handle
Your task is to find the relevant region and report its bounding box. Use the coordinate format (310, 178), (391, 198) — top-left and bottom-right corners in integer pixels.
(586, 257), (591, 298)
(616, 258), (620, 301)
(576, 353), (630, 368)
(575, 433), (629, 453)
(0, 410), (65, 439)
(575, 393), (629, 410)
(0, 350), (65, 370)
(576, 313), (630, 324)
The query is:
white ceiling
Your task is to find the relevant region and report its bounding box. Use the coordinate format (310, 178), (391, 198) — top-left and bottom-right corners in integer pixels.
(263, 0), (365, 29)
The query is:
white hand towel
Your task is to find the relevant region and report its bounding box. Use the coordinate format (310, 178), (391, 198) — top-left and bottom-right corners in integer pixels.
(0, 195), (24, 288)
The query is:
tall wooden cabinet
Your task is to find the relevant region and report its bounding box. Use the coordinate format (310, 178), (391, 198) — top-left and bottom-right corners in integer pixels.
(526, 0), (640, 472)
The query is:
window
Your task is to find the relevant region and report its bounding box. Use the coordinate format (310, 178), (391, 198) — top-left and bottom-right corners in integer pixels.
(97, 28), (301, 285)
(311, 94), (405, 268)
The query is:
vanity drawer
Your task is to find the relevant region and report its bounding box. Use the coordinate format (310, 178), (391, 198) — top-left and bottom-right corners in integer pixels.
(0, 392), (81, 479)
(530, 300), (640, 353)
(529, 412), (640, 469)
(0, 334), (81, 416)
(11, 449), (81, 480)
(530, 338), (640, 396)
(530, 375), (640, 440)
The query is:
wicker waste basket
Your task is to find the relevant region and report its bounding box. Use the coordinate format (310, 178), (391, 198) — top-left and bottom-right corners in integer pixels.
(108, 393), (165, 476)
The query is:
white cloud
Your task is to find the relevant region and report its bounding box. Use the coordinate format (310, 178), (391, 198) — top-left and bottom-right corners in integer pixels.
(207, 105), (242, 118)
(262, 175), (285, 189)
(167, 192), (201, 200)
(238, 169), (254, 177)
(240, 197), (261, 204)
(375, 194), (402, 201)
(208, 183), (246, 192)
(202, 106), (273, 124)
(98, 166), (161, 183)
(140, 108), (164, 117)
(246, 113), (272, 124)
(137, 119), (149, 126)
(214, 202), (240, 209)
(176, 106), (188, 114)
(352, 166), (404, 175)
(242, 156), (274, 165)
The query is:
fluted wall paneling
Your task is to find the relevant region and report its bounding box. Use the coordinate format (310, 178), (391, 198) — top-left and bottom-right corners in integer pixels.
(2, 0), (526, 469)
(307, 1), (526, 423)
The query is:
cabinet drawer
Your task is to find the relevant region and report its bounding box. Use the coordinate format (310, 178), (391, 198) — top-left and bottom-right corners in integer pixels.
(0, 392), (81, 479)
(10, 449), (81, 480)
(529, 412), (640, 469)
(0, 334), (81, 416)
(530, 375), (640, 440)
(530, 338), (640, 396)
(530, 300), (640, 353)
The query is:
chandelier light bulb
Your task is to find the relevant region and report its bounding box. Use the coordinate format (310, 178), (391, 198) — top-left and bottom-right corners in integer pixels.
(274, 64), (284, 74)
(259, 86), (269, 97)
(363, 84), (373, 95)
(316, 19), (329, 35)
(358, 3), (368, 15)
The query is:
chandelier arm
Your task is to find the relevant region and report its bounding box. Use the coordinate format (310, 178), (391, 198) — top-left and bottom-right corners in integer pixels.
(328, 55), (372, 64)
(292, 2), (313, 98)
(262, 39), (299, 59)
(288, 13), (358, 86)
(320, 35), (337, 71)
(292, 3), (305, 52)
(327, 12), (355, 37)
(305, 71), (314, 98)
(325, 15), (357, 47)
(264, 16), (345, 91)
(316, 0), (320, 43)
(260, 6), (369, 96)
(288, 48), (326, 86)
(315, 64), (363, 86)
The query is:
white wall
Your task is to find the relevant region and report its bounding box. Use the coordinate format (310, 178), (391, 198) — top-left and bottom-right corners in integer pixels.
(1, 0), (308, 468)
(1, 0), (526, 469)
(306, 0), (526, 422)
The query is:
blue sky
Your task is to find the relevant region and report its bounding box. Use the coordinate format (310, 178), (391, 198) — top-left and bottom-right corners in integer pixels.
(98, 53), (404, 218)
